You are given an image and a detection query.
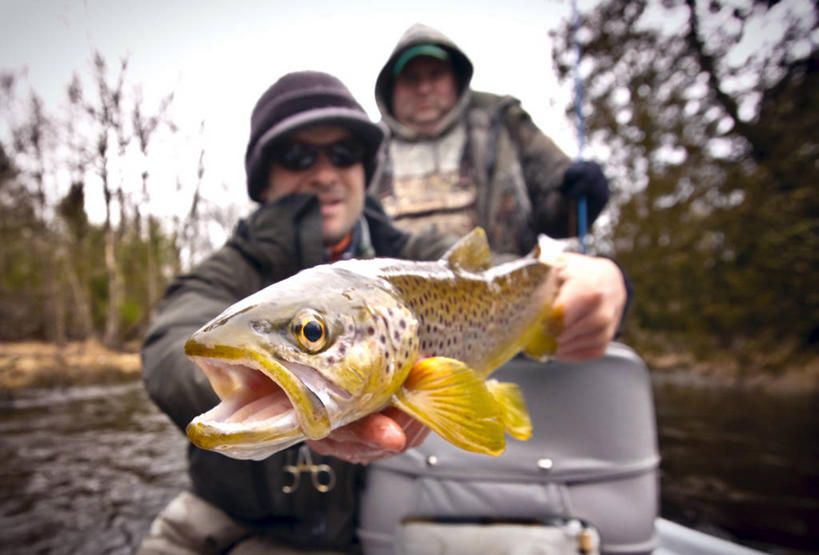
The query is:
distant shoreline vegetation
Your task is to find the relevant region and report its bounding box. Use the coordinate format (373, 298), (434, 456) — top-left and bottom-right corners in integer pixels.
(0, 340), (140, 393)
(1, 340), (815, 395)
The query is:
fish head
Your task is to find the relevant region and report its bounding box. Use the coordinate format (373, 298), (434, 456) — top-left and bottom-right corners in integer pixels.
(184, 265), (419, 460)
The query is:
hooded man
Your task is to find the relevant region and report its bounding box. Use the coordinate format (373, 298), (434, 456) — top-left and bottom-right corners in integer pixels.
(371, 23), (610, 256)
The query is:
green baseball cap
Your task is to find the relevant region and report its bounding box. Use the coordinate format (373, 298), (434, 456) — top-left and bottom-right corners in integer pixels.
(393, 44), (450, 76)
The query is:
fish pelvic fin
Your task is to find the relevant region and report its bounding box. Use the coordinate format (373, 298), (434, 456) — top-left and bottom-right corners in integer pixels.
(442, 227), (492, 273)
(392, 357), (505, 456)
(485, 379), (532, 441)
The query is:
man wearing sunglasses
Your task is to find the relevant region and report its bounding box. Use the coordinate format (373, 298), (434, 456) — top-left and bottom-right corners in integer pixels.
(256, 129), (369, 258)
(139, 70), (630, 553)
(139, 70), (454, 555)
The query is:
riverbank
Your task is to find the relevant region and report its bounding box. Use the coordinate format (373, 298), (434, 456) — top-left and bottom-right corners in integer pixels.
(643, 349), (819, 393)
(1, 340), (816, 394)
(0, 340), (141, 392)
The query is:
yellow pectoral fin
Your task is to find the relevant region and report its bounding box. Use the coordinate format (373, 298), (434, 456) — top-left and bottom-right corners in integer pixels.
(485, 380), (532, 441)
(392, 357), (506, 456)
(524, 304), (564, 361)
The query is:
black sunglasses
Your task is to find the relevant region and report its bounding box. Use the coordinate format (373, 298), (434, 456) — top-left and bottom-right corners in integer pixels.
(274, 139), (366, 171)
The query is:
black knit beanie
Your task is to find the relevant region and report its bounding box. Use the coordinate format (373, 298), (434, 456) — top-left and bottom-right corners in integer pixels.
(245, 71), (385, 202)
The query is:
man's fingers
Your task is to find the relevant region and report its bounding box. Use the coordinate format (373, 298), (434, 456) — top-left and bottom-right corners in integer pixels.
(304, 408), (430, 465)
(555, 288), (603, 331)
(305, 413), (408, 464)
(553, 317), (613, 362)
(556, 337), (608, 361)
(403, 421), (432, 448)
(306, 437), (391, 464)
(380, 406), (430, 448)
(558, 312), (610, 345)
(330, 413), (407, 452)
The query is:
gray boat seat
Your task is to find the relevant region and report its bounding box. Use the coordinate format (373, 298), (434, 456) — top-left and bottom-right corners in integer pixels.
(358, 342), (660, 555)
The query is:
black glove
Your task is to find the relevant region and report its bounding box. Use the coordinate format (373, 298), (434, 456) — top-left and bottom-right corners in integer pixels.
(559, 161), (610, 227)
(232, 193), (325, 284)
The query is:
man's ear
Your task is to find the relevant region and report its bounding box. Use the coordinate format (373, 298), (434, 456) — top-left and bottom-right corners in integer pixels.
(257, 166), (277, 204)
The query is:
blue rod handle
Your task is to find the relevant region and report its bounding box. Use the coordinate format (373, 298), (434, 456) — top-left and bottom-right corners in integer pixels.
(577, 196), (587, 254)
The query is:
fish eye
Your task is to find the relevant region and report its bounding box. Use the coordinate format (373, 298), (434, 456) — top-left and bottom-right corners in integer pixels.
(291, 310), (328, 353)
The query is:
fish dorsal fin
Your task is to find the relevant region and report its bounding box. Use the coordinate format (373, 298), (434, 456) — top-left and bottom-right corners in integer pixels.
(442, 227), (492, 272)
(391, 357), (505, 456)
(485, 380), (532, 441)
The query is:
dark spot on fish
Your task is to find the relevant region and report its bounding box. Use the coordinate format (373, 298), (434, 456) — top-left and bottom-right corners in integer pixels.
(326, 356), (335, 365)
(380, 335), (386, 344)
(367, 326), (375, 336)
(338, 344), (346, 355)
(399, 319), (406, 329)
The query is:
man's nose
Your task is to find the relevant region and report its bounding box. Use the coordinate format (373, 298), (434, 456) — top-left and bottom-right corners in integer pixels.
(308, 153), (339, 189)
(416, 76), (434, 94)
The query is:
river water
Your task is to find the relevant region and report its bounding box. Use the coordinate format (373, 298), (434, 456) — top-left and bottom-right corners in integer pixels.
(652, 379), (818, 554)
(0, 378), (816, 554)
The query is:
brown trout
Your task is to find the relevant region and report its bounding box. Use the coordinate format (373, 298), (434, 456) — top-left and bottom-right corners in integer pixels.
(185, 227), (562, 460)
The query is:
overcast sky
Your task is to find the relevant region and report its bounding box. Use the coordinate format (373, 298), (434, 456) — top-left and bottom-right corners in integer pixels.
(2, 0), (590, 221)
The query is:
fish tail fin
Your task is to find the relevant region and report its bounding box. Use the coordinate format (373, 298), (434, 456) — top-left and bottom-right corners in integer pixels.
(392, 357), (505, 456)
(522, 235), (566, 360)
(485, 379), (532, 441)
(523, 303), (563, 361)
(513, 235), (565, 361)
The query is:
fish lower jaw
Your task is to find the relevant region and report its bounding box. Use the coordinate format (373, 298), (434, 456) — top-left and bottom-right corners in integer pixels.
(186, 411), (304, 460)
(186, 373), (308, 460)
(187, 377), (304, 458)
(191, 402), (299, 432)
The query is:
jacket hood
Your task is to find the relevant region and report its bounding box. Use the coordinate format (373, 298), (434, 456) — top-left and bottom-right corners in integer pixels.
(375, 23), (474, 140)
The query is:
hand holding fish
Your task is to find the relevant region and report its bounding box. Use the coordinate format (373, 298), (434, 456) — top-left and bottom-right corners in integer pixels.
(550, 253), (628, 362)
(307, 407), (429, 464)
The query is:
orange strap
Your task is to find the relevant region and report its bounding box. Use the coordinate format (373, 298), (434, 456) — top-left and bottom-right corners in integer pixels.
(327, 233), (353, 263)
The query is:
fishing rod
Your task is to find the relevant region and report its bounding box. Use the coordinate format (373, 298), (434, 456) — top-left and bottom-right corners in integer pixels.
(571, 0), (588, 253)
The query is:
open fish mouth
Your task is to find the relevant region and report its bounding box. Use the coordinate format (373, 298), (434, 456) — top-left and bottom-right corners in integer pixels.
(184, 342), (333, 458)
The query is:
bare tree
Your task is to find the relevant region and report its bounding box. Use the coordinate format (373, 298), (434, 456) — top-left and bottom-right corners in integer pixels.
(73, 53), (131, 348)
(132, 87), (175, 311)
